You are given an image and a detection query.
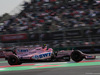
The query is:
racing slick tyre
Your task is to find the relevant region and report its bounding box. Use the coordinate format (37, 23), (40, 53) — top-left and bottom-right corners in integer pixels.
(71, 50), (84, 62)
(8, 55), (22, 65)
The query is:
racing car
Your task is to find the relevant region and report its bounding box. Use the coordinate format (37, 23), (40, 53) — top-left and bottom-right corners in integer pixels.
(3, 46), (96, 65)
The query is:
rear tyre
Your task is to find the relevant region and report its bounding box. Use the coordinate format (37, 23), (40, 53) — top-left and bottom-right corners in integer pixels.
(8, 55), (22, 65)
(71, 50), (84, 62)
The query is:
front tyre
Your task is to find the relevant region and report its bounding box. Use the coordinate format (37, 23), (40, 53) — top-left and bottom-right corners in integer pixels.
(71, 50), (84, 62)
(8, 55), (22, 65)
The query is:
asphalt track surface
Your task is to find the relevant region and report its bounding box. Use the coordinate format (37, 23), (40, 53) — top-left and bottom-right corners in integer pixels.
(0, 54), (100, 75)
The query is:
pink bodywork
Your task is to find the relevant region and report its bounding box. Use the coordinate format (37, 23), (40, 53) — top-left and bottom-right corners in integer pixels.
(3, 47), (54, 60)
(3, 47), (96, 61)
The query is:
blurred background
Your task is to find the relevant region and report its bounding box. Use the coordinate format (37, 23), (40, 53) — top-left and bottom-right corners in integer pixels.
(0, 0), (100, 53)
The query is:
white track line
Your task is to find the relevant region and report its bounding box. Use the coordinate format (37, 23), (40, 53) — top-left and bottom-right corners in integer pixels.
(35, 62), (69, 65)
(96, 56), (100, 58)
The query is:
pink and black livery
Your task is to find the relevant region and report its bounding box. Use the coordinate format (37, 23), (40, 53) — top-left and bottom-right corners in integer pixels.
(3, 46), (96, 65)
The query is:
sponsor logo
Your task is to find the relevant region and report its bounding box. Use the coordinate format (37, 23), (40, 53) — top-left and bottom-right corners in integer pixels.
(17, 49), (28, 52)
(86, 56), (94, 58)
(1, 34), (27, 41)
(32, 52), (51, 59)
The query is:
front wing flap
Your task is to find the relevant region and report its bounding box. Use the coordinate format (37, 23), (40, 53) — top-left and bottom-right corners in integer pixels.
(85, 55), (96, 59)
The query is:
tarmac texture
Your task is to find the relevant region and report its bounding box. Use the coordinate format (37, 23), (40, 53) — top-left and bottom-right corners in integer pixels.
(0, 54), (100, 75)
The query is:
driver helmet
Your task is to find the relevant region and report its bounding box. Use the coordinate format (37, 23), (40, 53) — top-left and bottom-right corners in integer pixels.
(42, 44), (47, 49)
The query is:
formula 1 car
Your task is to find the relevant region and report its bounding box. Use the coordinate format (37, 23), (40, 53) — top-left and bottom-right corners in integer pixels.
(3, 47), (96, 65)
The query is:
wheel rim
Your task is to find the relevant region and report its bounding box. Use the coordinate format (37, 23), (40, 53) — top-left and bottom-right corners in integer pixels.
(10, 57), (16, 63)
(71, 51), (83, 62)
(74, 53), (80, 59)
